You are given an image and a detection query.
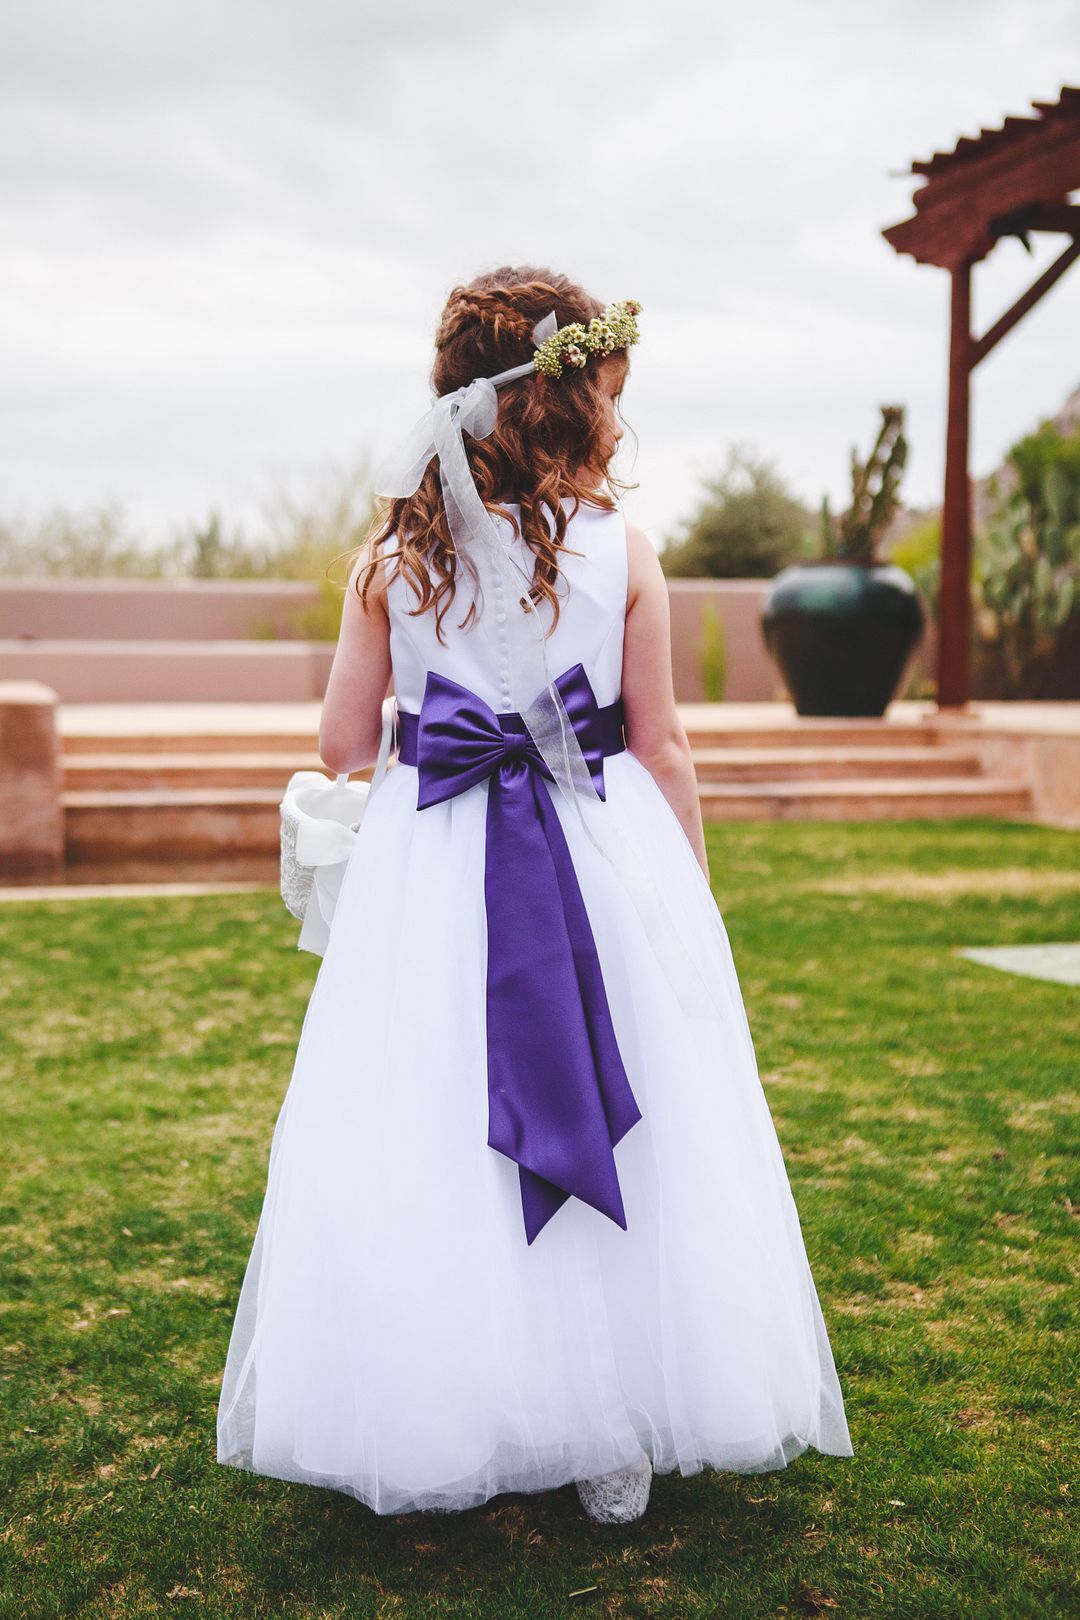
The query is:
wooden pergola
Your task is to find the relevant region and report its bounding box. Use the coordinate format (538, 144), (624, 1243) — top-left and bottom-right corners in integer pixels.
(883, 85), (1080, 708)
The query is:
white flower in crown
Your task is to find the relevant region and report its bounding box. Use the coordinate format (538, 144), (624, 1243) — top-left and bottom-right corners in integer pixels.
(533, 299), (642, 378)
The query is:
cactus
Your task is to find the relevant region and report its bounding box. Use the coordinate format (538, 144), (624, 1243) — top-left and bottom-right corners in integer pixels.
(819, 493), (833, 555)
(823, 406), (908, 565)
(973, 460), (1080, 697)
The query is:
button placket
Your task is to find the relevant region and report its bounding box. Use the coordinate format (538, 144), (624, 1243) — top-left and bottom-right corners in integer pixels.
(492, 569), (513, 706)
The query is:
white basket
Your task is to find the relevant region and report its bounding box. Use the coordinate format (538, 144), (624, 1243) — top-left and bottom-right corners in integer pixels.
(280, 771), (369, 922)
(279, 696), (396, 954)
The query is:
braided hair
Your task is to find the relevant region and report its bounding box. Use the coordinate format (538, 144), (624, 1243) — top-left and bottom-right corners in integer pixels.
(355, 265), (633, 641)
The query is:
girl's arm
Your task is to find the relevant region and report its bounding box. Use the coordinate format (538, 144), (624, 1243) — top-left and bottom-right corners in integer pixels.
(318, 546), (393, 775)
(620, 521), (710, 880)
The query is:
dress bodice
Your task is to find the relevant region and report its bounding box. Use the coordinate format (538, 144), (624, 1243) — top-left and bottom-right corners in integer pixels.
(383, 497), (628, 713)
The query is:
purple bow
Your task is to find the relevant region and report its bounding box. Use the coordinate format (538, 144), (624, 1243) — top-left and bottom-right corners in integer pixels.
(411, 663), (642, 1244)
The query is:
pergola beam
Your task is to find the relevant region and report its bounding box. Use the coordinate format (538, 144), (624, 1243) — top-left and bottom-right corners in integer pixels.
(1023, 202), (1080, 232)
(970, 235), (1080, 368)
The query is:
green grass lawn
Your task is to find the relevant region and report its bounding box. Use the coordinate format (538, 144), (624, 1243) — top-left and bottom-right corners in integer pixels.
(1, 819), (1077, 1620)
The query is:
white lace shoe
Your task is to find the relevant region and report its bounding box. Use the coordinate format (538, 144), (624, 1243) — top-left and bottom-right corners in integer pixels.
(575, 1448), (653, 1524)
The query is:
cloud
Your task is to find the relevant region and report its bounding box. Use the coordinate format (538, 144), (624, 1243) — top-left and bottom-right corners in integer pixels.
(1, 0), (1077, 543)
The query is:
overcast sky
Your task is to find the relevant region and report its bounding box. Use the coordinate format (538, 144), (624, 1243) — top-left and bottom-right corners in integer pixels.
(2, 0), (1078, 548)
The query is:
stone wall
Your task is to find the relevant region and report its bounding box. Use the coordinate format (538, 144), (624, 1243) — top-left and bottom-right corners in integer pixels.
(0, 682), (63, 873)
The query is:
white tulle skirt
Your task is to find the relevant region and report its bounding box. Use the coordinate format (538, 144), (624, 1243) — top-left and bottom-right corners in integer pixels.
(216, 751), (854, 1514)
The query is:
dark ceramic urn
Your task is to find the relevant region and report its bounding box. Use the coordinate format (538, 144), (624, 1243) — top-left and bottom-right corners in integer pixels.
(760, 561), (926, 717)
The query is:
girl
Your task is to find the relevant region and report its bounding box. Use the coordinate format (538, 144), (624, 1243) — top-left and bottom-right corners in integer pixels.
(216, 266), (854, 1523)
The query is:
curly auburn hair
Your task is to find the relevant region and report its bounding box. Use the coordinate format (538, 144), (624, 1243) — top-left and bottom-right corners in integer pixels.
(353, 265), (634, 640)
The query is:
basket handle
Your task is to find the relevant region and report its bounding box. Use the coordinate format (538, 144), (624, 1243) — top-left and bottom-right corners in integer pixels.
(368, 695), (397, 796)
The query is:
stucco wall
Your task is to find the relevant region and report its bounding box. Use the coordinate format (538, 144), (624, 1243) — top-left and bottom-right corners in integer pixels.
(0, 578), (315, 642)
(668, 580), (779, 701)
(0, 576), (936, 703)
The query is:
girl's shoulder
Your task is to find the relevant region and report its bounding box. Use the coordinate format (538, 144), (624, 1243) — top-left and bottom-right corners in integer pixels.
(345, 531), (390, 608)
(624, 518), (664, 607)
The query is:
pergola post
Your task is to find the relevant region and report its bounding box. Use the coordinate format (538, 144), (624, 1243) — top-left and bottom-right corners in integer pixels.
(882, 85), (1080, 712)
(938, 258), (973, 708)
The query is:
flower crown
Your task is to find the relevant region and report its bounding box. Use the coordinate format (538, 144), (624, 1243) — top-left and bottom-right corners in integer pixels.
(533, 298), (642, 379)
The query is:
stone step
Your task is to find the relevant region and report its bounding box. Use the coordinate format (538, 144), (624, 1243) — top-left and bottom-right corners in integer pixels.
(64, 722), (946, 756)
(64, 789), (284, 862)
(64, 752), (346, 791)
(62, 730), (319, 757)
(692, 745), (983, 783)
(697, 776), (1033, 821)
(63, 770), (1034, 865)
(64, 743), (985, 791)
(682, 719), (944, 750)
(61, 711), (948, 757)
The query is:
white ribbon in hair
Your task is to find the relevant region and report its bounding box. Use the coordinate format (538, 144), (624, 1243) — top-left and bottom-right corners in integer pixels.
(374, 311), (557, 503)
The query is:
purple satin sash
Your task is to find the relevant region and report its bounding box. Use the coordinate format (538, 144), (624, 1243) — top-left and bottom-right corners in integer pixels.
(396, 662), (642, 1244)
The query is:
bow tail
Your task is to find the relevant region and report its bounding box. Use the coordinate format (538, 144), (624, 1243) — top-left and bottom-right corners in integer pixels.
(533, 782), (643, 1148)
(483, 766), (641, 1244)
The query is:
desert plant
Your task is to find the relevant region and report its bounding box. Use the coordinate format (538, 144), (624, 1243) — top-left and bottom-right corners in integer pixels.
(1008, 418), (1080, 508)
(0, 501), (163, 578)
(973, 458), (1080, 697)
(821, 406), (908, 565)
(698, 601), (727, 701)
(889, 512), (942, 615)
(290, 575), (349, 640)
(183, 511), (257, 577)
(662, 445), (816, 578)
(252, 458), (377, 582)
(0, 456), (377, 612)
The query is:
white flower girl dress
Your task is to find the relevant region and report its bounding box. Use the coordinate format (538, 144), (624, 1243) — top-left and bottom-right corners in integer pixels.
(216, 496), (854, 1515)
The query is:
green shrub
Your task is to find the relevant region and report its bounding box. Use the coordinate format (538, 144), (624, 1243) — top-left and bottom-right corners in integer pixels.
(698, 600), (727, 701)
(891, 511), (942, 616)
(0, 458), (377, 596)
(661, 445), (816, 578)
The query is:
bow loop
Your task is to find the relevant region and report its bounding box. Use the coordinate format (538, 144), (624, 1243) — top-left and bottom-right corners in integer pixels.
(414, 665), (609, 813)
(414, 673), (531, 809)
(447, 377), (498, 439)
